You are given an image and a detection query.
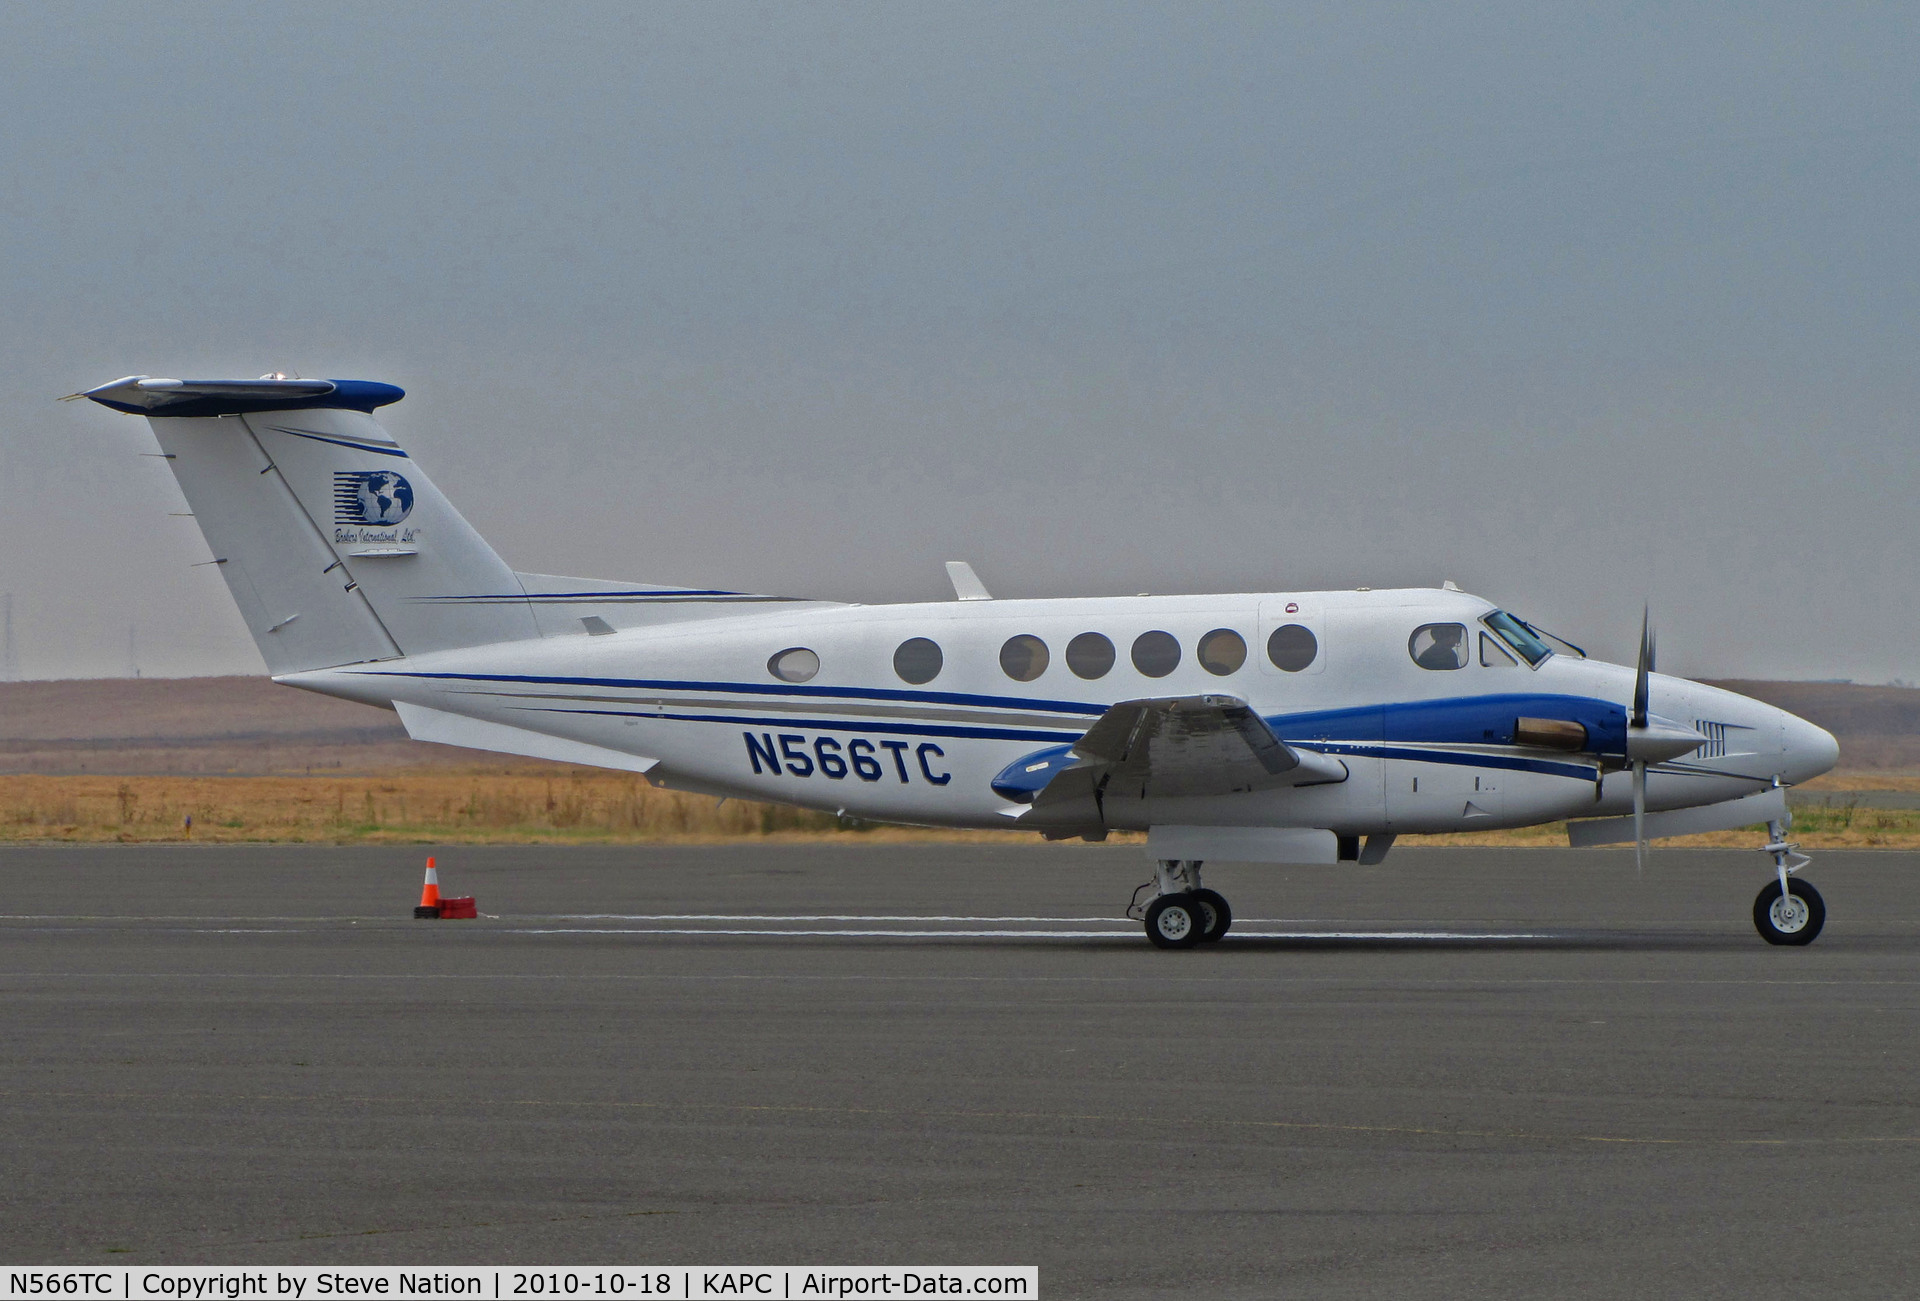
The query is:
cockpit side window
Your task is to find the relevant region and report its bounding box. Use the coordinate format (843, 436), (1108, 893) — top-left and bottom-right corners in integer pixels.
(1482, 610), (1552, 666)
(1409, 623), (1469, 670)
(1480, 632), (1517, 667)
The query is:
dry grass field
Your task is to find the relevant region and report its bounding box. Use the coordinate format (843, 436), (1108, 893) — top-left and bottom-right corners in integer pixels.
(3, 676), (1917, 847)
(0, 769), (1038, 845)
(1, 768), (1911, 848)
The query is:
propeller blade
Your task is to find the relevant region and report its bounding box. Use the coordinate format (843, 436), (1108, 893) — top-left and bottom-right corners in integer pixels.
(1632, 606), (1652, 730)
(1632, 758), (1647, 875)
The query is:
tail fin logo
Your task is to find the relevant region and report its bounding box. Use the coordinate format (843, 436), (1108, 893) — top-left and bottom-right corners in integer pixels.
(333, 471), (414, 525)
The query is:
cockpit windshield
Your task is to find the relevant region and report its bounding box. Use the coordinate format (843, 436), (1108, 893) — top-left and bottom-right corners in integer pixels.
(1482, 610), (1552, 667)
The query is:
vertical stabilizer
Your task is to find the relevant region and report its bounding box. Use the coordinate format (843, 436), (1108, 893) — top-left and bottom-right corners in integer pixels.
(82, 376), (537, 674)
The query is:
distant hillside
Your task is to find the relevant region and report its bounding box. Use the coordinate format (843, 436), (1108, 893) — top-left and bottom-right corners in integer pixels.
(0, 676), (520, 774)
(0, 675), (1914, 776)
(1701, 681), (1920, 769)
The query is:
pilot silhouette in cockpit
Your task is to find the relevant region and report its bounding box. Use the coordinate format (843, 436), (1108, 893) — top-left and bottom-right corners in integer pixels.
(1413, 623), (1465, 670)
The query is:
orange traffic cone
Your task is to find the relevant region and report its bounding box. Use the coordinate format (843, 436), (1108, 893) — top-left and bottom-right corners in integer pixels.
(414, 857), (442, 919)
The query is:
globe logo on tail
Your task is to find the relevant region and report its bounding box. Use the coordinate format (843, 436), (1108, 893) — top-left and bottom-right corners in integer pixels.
(333, 471), (414, 525)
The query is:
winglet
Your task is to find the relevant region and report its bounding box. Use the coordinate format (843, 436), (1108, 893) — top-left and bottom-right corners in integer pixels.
(945, 561), (993, 601)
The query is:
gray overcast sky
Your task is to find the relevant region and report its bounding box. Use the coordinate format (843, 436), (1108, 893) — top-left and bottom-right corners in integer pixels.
(2, 2), (1915, 681)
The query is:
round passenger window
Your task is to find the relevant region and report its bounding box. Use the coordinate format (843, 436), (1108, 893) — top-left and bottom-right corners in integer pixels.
(1409, 623), (1469, 670)
(1197, 628), (1246, 676)
(893, 636), (944, 685)
(767, 647), (820, 684)
(1267, 624), (1318, 672)
(1066, 632), (1115, 680)
(1131, 630), (1181, 678)
(999, 634), (1049, 682)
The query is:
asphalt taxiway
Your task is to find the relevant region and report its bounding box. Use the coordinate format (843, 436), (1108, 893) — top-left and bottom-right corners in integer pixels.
(3, 842), (1918, 1298)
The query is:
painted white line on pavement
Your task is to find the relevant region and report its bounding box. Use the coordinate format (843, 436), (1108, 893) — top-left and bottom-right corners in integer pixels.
(509, 926), (1558, 940)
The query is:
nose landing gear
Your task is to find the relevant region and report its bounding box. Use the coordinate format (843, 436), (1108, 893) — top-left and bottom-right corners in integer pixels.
(1130, 860), (1231, 948)
(1755, 817), (1823, 945)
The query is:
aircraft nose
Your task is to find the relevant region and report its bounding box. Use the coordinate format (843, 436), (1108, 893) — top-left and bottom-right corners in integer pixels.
(1781, 710), (1840, 783)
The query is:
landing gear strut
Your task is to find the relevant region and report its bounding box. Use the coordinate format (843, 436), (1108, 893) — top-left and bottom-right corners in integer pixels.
(1130, 860), (1231, 948)
(1754, 816), (1824, 945)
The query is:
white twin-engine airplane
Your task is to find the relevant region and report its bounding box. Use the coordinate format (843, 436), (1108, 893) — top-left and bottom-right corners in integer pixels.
(78, 374), (1842, 947)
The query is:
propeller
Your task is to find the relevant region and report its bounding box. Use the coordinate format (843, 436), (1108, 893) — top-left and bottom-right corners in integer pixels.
(1632, 761), (1648, 874)
(1611, 608), (1707, 870)
(1631, 607), (1654, 874)
(1632, 606), (1652, 731)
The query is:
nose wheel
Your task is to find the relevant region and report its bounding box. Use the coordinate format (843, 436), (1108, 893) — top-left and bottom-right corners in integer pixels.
(1754, 815), (1824, 945)
(1132, 861), (1232, 948)
(1754, 877), (1824, 945)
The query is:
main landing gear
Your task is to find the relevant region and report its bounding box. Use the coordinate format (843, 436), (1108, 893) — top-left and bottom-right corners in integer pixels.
(1129, 860), (1231, 949)
(1754, 817), (1824, 945)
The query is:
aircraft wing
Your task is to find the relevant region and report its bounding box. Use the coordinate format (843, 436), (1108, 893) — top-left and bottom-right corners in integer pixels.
(1027, 695), (1347, 822)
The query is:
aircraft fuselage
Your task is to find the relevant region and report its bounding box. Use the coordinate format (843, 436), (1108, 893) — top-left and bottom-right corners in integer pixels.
(287, 586), (1836, 837)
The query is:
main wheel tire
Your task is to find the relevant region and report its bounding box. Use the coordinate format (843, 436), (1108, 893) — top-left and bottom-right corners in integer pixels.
(1190, 888), (1232, 943)
(1754, 878), (1825, 946)
(1144, 893), (1204, 949)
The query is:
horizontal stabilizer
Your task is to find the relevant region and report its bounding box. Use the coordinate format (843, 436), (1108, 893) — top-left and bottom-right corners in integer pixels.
(511, 571), (832, 636)
(1567, 786), (1787, 847)
(77, 375), (404, 417)
(395, 701), (659, 774)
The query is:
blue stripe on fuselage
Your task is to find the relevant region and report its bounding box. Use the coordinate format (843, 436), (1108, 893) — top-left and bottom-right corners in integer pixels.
(350, 669), (1111, 716)
(356, 669), (1628, 772)
(1269, 693), (1628, 756)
